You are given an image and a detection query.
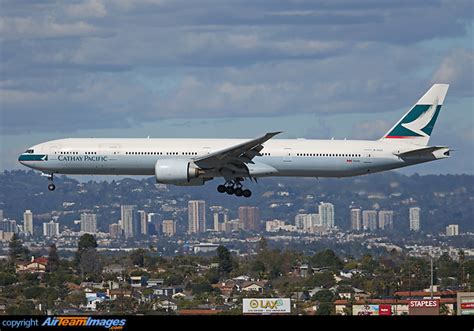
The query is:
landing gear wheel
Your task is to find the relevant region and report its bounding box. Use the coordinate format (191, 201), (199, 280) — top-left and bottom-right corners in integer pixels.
(234, 188), (243, 196)
(226, 186), (235, 195)
(243, 189), (252, 198)
(48, 183), (56, 191)
(217, 185), (226, 193)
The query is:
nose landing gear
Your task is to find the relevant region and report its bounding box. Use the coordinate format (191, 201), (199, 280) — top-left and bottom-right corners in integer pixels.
(41, 173), (55, 191)
(217, 180), (252, 198)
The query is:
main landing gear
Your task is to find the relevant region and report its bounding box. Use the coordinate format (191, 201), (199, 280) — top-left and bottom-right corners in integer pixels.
(217, 181), (252, 198)
(41, 173), (55, 191)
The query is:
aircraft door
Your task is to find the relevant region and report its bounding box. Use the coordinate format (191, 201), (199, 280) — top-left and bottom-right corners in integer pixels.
(284, 148), (292, 162)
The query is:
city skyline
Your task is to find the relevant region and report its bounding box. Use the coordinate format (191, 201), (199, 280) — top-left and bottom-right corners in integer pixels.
(0, 200), (462, 241)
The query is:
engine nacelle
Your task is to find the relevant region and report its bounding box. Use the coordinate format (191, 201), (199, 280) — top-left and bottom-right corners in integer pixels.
(155, 159), (204, 186)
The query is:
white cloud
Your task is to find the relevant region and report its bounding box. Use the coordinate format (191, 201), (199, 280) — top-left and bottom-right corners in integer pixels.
(65, 0), (107, 18)
(432, 48), (474, 97)
(0, 16), (98, 40)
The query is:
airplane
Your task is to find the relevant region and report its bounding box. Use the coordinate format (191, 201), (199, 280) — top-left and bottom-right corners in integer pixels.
(18, 84), (450, 198)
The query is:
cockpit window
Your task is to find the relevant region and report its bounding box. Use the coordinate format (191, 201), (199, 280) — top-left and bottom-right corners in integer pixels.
(25, 149), (34, 154)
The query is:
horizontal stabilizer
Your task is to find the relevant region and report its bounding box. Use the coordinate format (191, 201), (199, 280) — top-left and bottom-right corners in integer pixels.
(394, 146), (449, 158)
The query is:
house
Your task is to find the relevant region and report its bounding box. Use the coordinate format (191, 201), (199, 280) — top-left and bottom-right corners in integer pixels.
(80, 282), (105, 290)
(153, 299), (178, 312)
(147, 278), (164, 287)
(16, 257), (48, 273)
(308, 287), (325, 298)
(293, 264), (310, 278)
(340, 269), (359, 279)
(152, 285), (184, 297)
(353, 288), (370, 301)
(212, 281), (238, 296)
(171, 292), (187, 299)
(82, 292), (109, 311)
(103, 264), (126, 274)
(241, 281), (269, 293)
(108, 290), (132, 300)
(130, 276), (147, 288)
(232, 275), (251, 281)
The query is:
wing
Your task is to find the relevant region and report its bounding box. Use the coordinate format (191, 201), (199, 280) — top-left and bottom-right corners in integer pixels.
(193, 131), (282, 179)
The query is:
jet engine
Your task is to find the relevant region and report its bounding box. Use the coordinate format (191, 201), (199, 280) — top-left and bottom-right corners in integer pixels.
(154, 159), (204, 186)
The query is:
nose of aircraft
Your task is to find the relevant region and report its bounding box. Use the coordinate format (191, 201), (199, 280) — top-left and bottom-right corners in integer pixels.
(18, 153), (25, 165)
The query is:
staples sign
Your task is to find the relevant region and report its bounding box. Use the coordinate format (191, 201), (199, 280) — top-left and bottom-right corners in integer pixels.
(408, 300), (440, 315)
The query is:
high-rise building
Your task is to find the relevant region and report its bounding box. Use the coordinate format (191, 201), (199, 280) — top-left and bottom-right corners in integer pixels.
(138, 210), (148, 236)
(23, 210), (33, 236)
(409, 207), (420, 231)
(109, 223), (122, 238)
(162, 220), (176, 236)
(188, 200), (207, 234)
(362, 210), (378, 231)
(148, 213), (161, 235)
(121, 205), (139, 239)
(318, 202), (335, 228)
(378, 211), (394, 231)
(239, 206), (260, 232)
(295, 214), (305, 230)
(350, 209), (362, 231)
(0, 210), (4, 221)
(212, 207), (228, 232)
(43, 221), (59, 237)
(80, 213), (97, 234)
(0, 219), (18, 233)
(295, 214), (320, 232)
(446, 224), (459, 236)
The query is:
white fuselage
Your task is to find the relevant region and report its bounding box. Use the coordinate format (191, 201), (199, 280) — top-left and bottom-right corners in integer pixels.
(18, 137), (446, 179)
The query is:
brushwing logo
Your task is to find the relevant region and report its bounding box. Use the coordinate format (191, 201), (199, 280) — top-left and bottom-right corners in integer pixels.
(386, 101), (441, 139)
(401, 99), (438, 137)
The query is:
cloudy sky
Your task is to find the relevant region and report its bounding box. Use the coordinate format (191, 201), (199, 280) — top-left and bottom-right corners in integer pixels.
(1, 0), (473, 174)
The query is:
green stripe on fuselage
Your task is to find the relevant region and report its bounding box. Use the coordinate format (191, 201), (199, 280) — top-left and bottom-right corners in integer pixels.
(19, 154), (48, 161)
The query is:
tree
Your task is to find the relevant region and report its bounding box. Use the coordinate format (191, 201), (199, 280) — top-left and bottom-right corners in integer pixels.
(359, 254), (378, 274)
(258, 236), (268, 251)
(23, 286), (45, 299)
(312, 289), (335, 303)
(66, 290), (87, 307)
(306, 272), (336, 288)
(79, 248), (103, 281)
(8, 233), (30, 263)
(47, 243), (60, 272)
(164, 274), (184, 286)
(0, 272), (17, 286)
(310, 249), (343, 271)
(217, 246), (233, 275)
(75, 234), (97, 265)
(130, 249), (146, 267)
(191, 279), (214, 295)
(462, 259), (474, 290)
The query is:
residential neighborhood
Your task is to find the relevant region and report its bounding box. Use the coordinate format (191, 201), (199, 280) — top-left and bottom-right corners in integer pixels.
(1, 233), (473, 315)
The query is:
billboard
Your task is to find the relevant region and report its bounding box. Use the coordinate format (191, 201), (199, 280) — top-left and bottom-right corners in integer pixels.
(379, 304), (392, 316)
(243, 298), (291, 314)
(457, 292), (474, 315)
(353, 305), (380, 316)
(408, 299), (439, 315)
